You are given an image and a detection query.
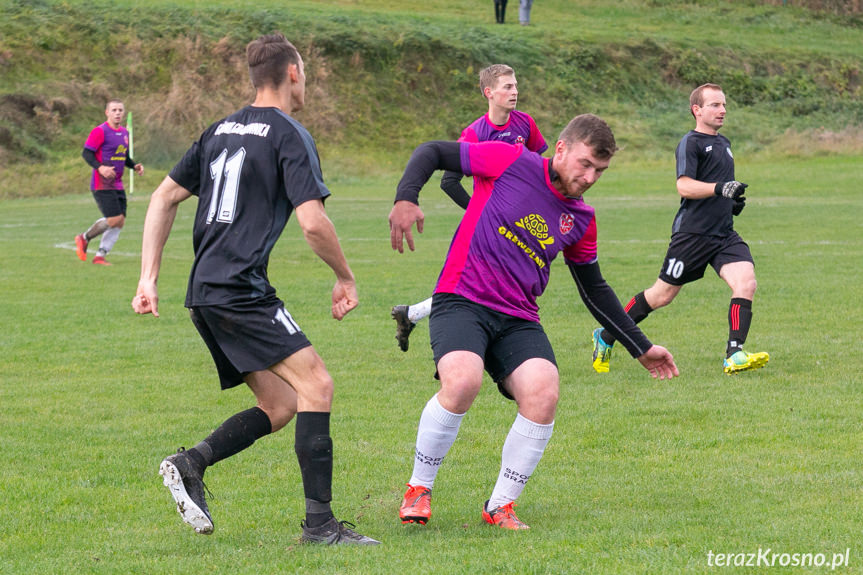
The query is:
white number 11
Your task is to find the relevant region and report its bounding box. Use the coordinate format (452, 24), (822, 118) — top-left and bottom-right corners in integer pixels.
(207, 147), (247, 224)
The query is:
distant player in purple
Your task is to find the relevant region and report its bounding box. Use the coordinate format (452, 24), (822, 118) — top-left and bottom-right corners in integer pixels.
(390, 114), (679, 531)
(74, 99), (143, 265)
(391, 64), (547, 351)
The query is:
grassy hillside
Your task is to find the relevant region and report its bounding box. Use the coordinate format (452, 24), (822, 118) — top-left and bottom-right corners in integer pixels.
(0, 0), (862, 198)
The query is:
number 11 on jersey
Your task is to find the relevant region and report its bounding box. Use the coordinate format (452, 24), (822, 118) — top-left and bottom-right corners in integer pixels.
(207, 147), (247, 224)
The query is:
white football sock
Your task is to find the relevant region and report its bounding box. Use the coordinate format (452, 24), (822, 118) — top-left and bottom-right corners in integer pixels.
(408, 394), (464, 489)
(408, 297), (433, 323)
(487, 413), (554, 510)
(98, 226), (121, 255)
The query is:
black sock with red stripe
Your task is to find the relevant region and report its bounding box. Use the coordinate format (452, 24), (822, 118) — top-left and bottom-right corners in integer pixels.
(727, 298), (753, 357)
(601, 291), (652, 345)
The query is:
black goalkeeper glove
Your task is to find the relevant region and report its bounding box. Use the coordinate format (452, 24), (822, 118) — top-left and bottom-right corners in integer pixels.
(732, 196), (746, 216)
(714, 180), (748, 199)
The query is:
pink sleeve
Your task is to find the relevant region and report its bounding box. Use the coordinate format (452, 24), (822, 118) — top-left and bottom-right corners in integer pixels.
(84, 125), (104, 152)
(461, 141), (523, 180)
(564, 214), (598, 265)
(459, 126), (479, 143)
(526, 116), (548, 154)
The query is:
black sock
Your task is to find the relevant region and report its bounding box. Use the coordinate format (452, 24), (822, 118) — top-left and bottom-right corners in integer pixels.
(727, 298), (753, 357)
(602, 291), (652, 345)
(190, 407), (272, 471)
(295, 412), (334, 528)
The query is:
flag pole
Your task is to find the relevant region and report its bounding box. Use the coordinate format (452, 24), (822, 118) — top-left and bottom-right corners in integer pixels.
(128, 111), (134, 195)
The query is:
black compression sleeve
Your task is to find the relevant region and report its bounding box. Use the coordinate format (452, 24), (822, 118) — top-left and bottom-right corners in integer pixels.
(82, 148), (101, 170)
(569, 261), (652, 358)
(395, 141), (462, 204)
(125, 156), (137, 169)
(440, 170), (471, 210)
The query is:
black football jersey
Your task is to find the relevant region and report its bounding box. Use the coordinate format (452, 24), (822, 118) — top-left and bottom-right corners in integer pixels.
(672, 130), (736, 236)
(170, 106), (330, 306)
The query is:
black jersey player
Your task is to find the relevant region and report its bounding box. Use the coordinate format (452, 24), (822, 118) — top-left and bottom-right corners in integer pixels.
(591, 83), (768, 375)
(132, 33), (378, 545)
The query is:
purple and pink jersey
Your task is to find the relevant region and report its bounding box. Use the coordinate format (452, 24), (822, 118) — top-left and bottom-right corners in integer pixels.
(84, 122), (130, 191)
(435, 141), (598, 322)
(460, 109), (548, 153)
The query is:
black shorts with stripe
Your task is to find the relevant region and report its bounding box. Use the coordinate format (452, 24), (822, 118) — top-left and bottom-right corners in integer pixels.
(190, 298), (311, 390)
(429, 292), (556, 400)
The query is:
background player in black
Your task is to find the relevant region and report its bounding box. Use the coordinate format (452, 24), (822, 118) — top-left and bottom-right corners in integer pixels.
(132, 33), (378, 545)
(591, 83), (769, 375)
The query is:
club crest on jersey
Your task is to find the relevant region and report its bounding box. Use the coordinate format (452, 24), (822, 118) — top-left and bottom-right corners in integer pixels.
(515, 213), (555, 249)
(559, 213), (574, 234)
(515, 135), (525, 145)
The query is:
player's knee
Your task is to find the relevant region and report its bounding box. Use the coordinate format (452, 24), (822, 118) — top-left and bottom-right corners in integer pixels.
(303, 370), (335, 409)
(261, 403), (296, 432)
(535, 378), (559, 406)
(441, 377), (482, 402)
(534, 386), (559, 414)
(646, 285), (677, 309)
(731, 276), (757, 298)
(515, 386), (558, 422)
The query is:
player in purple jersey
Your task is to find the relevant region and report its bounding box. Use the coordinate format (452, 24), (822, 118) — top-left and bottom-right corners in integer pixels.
(590, 83), (769, 375)
(391, 64), (547, 351)
(132, 33), (378, 545)
(389, 114), (679, 530)
(74, 99), (143, 265)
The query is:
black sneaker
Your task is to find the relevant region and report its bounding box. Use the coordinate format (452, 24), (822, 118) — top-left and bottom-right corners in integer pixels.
(159, 448), (214, 534)
(391, 305), (416, 352)
(301, 517), (380, 545)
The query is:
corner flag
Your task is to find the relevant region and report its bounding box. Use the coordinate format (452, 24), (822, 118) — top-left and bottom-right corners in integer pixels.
(128, 111), (134, 195)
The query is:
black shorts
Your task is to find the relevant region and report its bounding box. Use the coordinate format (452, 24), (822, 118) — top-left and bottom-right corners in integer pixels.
(91, 189), (127, 218)
(429, 293), (557, 400)
(189, 299), (312, 390)
(658, 231), (754, 286)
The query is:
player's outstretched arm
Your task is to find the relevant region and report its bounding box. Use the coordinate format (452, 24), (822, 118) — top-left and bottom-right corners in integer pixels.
(294, 199), (358, 320)
(390, 141), (463, 252)
(637, 345), (679, 380)
(389, 200), (424, 253)
(132, 175), (191, 317)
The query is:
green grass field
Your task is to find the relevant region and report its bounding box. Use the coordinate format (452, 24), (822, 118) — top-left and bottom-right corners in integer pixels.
(1, 153), (861, 573)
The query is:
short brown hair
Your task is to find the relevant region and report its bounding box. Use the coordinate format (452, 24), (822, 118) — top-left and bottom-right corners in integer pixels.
(558, 114), (618, 160)
(478, 64), (515, 95)
(247, 33), (300, 89)
(689, 83), (723, 116)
